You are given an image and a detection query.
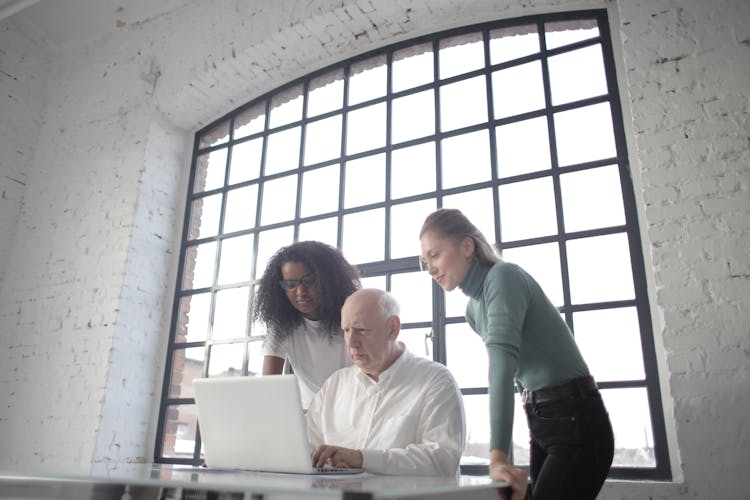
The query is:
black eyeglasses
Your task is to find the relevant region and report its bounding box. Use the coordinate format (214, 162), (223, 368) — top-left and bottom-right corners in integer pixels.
(279, 273), (317, 291)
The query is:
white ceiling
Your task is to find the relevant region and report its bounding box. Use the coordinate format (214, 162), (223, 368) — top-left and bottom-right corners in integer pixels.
(3, 0), (192, 47)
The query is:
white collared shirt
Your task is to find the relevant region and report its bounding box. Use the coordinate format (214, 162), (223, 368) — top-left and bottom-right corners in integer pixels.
(307, 345), (466, 476)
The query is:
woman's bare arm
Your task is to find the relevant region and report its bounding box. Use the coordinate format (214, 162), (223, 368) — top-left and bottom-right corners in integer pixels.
(262, 355), (285, 375)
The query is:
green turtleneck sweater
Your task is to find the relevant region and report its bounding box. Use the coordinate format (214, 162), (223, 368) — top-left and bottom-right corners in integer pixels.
(460, 260), (590, 453)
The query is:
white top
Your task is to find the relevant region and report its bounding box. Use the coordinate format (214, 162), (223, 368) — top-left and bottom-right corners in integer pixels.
(307, 345), (466, 477)
(262, 317), (351, 408)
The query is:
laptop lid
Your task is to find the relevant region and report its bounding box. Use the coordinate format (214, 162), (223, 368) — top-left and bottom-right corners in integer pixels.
(193, 375), (316, 473)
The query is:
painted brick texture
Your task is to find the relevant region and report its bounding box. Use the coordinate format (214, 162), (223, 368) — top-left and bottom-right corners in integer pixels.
(0, 21), (49, 288)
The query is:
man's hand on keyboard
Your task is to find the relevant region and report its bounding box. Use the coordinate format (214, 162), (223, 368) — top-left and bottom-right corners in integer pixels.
(312, 444), (363, 469)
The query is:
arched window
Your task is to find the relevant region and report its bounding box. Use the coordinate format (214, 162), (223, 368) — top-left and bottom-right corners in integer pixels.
(155, 9), (669, 479)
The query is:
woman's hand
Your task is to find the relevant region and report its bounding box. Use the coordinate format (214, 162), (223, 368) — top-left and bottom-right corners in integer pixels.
(490, 449), (528, 500)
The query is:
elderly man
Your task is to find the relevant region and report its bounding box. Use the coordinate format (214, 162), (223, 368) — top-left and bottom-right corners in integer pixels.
(307, 288), (466, 477)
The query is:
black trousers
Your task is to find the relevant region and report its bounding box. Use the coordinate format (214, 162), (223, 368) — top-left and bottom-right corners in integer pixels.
(523, 378), (614, 500)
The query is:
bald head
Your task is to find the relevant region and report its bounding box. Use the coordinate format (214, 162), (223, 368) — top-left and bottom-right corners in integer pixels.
(341, 289), (403, 381)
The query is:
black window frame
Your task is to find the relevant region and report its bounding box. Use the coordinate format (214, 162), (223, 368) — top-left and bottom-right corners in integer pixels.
(154, 9), (671, 481)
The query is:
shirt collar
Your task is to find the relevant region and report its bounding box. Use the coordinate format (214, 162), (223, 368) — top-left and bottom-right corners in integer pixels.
(356, 342), (408, 385)
(459, 260), (492, 298)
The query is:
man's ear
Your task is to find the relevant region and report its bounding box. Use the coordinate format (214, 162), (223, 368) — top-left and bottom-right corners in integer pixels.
(388, 315), (401, 340)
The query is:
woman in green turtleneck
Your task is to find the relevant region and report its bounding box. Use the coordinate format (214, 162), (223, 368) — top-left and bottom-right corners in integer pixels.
(419, 208), (613, 500)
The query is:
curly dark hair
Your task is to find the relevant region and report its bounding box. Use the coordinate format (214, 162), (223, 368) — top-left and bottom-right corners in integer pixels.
(253, 240), (361, 338)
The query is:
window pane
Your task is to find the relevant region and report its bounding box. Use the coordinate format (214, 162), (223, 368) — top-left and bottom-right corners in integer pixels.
(228, 138), (263, 185)
(498, 177), (558, 242)
(441, 130), (491, 189)
(198, 121), (230, 149)
(393, 43), (433, 92)
(188, 193), (222, 240)
(502, 243), (564, 308)
(176, 293), (211, 344)
(399, 327), (432, 360)
(490, 24), (540, 64)
(269, 85), (303, 128)
(440, 76), (488, 132)
(442, 188), (495, 246)
(391, 142), (436, 199)
(194, 149), (227, 193)
(348, 54), (387, 106)
(549, 44), (608, 106)
(161, 403), (199, 458)
(255, 226), (294, 276)
(346, 102), (386, 155)
(390, 199), (437, 260)
(566, 233), (635, 304)
(445, 287), (469, 318)
(574, 307), (645, 382)
(208, 342), (245, 377)
(439, 32), (484, 80)
(460, 392), (532, 467)
(554, 102), (616, 167)
(298, 217), (339, 249)
(264, 127), (301, 175)
(247, 340), (264, 376)
(301, 165), (340, 217)
(446, 323), (488, 388)
(307, 70), (344, 117)
(360, 275), (386, 290)
(342, 208), (385, 264)
(260, 174), (298, 225)
(462, 394), (490, 465)
(561, 165), (625, 232)
(492, 61), (545, 119)
(182, 241), (216, 290)
(344, 153), (385, 208)
(217, 234), (254, 285)
(496, 116), (551, 178)
(212, 287), (249, 340)
(391, 89), (435, 144)
(223, 185), (259, 234)
(234, 103), (265, 140)
(168, 346), (205, 399)
(304, 114), (342, 166)
(390, 271), (433, 324)
(601, 387), (656, 467)
(249, 312), (267, 338)
(545, 19), (599, 50)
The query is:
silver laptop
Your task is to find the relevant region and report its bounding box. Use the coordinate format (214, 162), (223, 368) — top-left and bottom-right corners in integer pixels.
(193, 375), (363, 474)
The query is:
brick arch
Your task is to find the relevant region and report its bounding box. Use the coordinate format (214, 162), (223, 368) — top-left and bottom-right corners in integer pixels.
(158, 0), (570, 130)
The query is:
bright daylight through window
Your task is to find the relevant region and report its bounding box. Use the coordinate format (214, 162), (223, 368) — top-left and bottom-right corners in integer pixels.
(155, 10), (669, 479)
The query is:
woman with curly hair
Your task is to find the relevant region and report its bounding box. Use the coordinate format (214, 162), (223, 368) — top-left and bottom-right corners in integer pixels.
(254, 240), (361, 408)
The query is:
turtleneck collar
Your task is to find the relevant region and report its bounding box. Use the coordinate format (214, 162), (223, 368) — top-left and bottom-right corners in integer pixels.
(459, 260), (492, 298)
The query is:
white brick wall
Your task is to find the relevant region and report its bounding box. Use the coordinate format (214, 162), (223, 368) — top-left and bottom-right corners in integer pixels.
(0, 0), (748, 497)
(0, 20), (49, 288)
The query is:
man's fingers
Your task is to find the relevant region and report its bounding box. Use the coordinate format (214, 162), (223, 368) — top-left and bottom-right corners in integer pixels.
(312, 445), (333, 467)
(311, 445), (324, 465)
